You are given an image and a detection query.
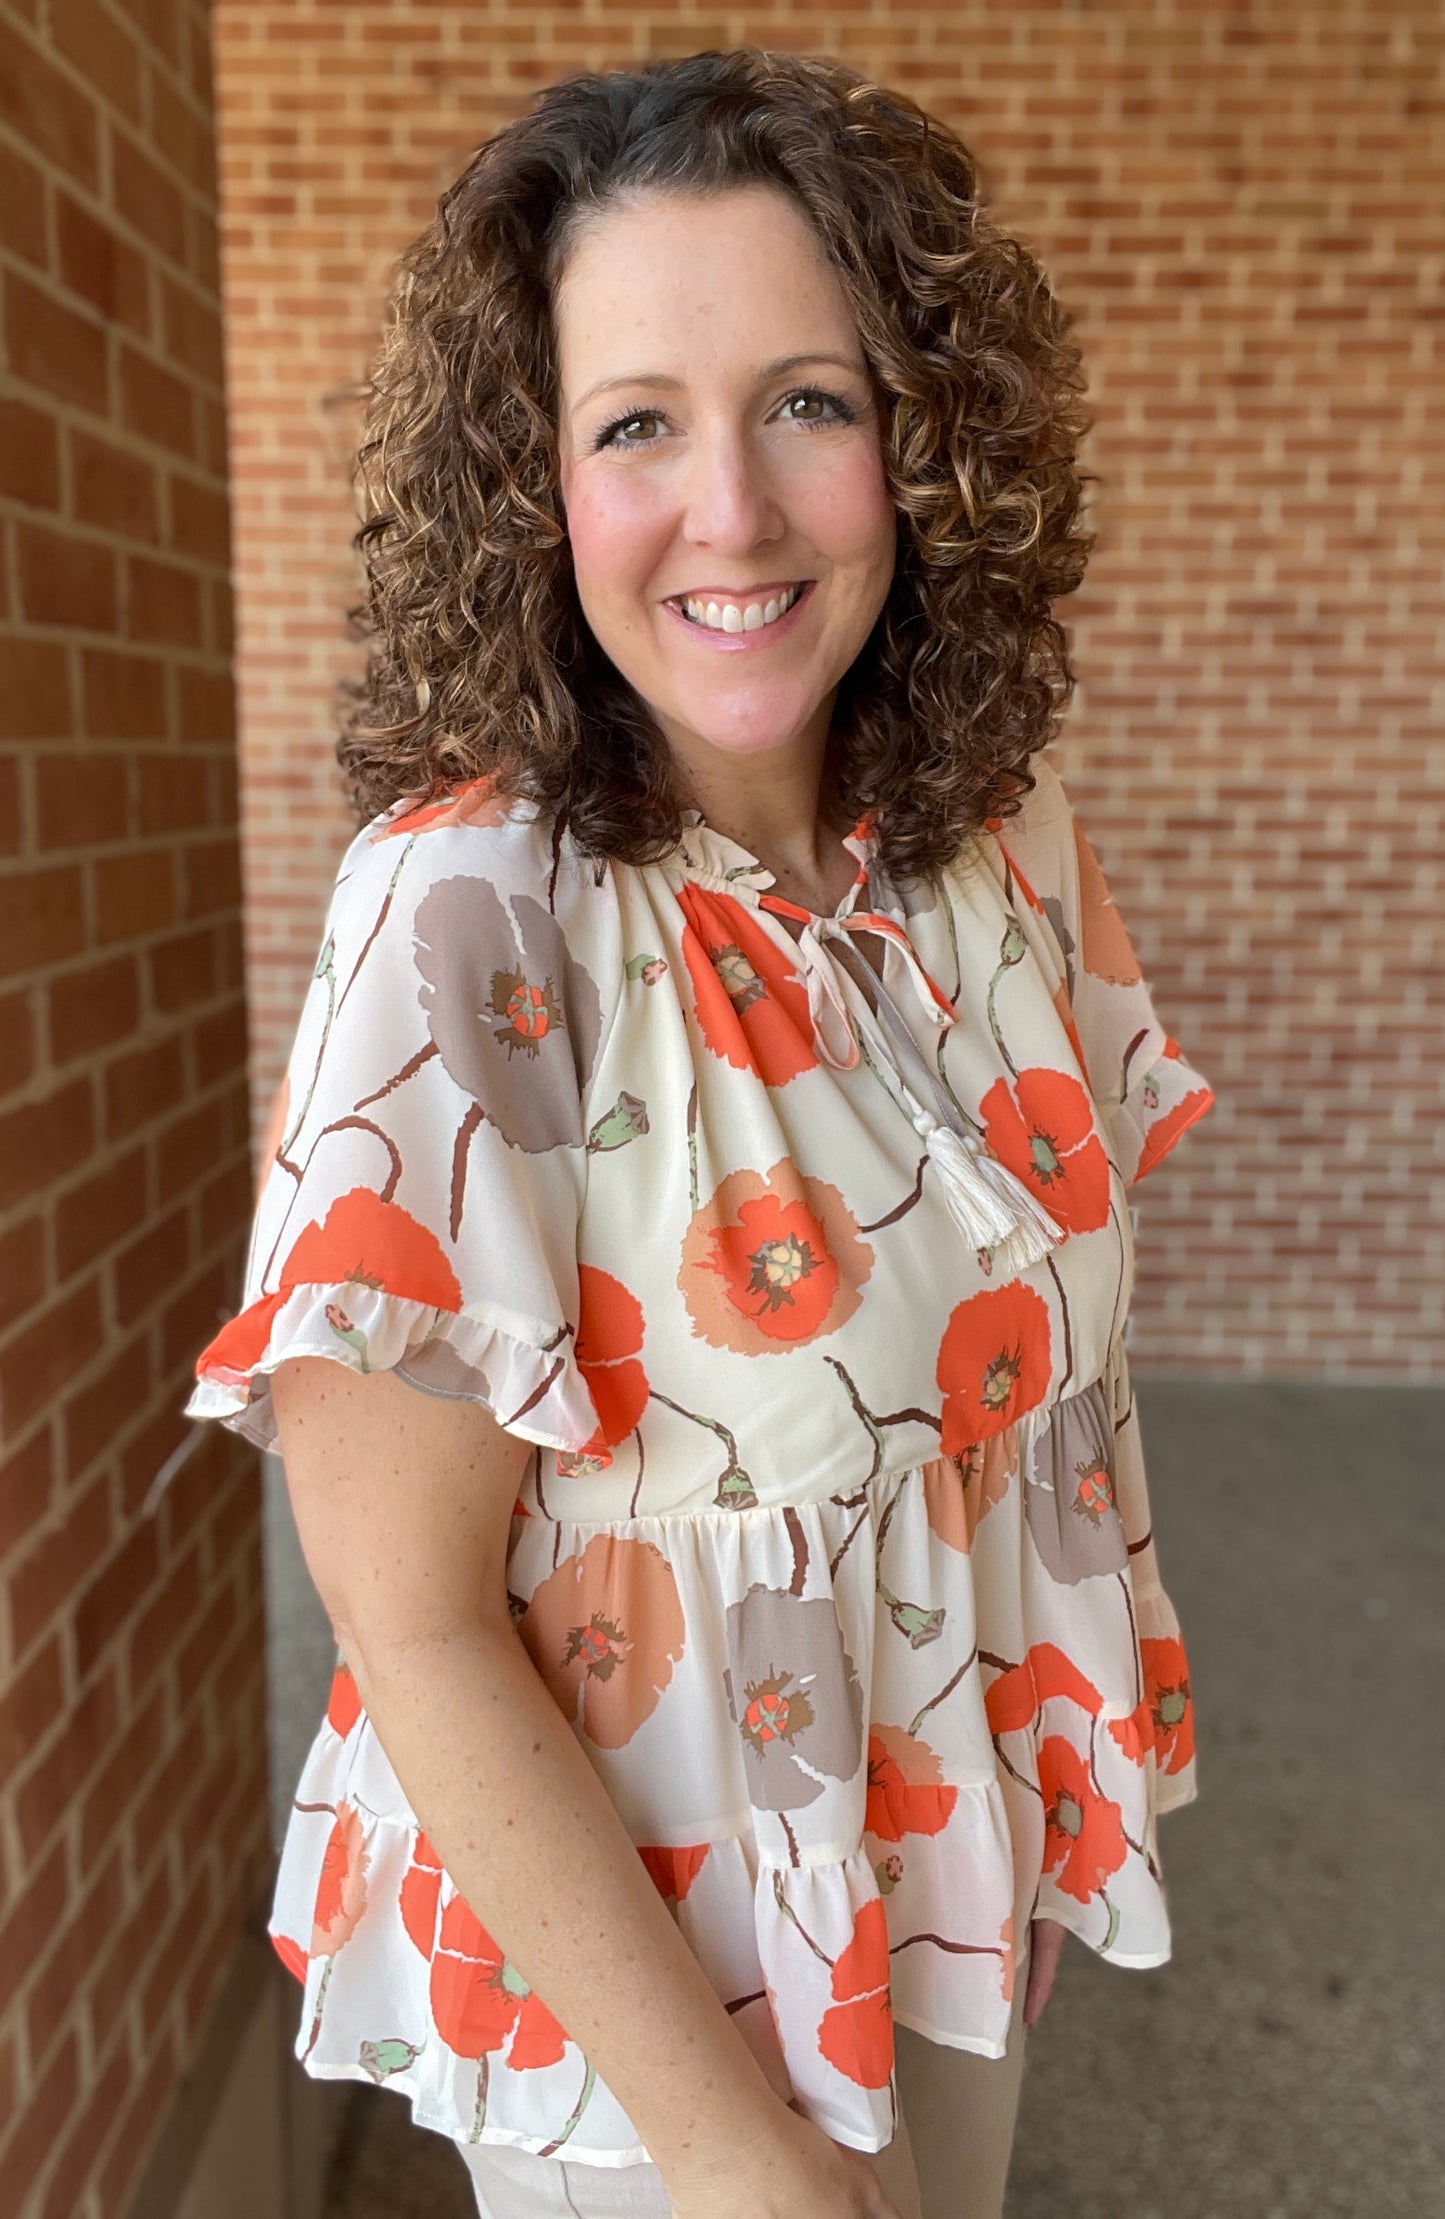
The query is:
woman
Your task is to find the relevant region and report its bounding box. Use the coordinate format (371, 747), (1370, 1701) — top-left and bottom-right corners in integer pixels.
(189, 50), (1212, 2219)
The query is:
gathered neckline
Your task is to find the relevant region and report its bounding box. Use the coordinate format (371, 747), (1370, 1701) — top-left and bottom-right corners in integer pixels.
(669, 805), (880, 924)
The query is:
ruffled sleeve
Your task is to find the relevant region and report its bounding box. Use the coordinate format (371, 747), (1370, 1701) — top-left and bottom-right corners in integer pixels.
(993, 759), (1213, 1186)
(186, 788), (623, 1453)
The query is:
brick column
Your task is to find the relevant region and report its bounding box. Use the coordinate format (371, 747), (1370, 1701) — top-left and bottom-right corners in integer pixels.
(0, 4), (269, 2213)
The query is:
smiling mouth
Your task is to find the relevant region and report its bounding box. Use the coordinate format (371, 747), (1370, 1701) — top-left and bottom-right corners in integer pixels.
(668, 582), (810, 633)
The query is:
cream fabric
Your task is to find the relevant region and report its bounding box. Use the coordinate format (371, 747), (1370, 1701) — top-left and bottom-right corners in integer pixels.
(189, 761), (1208, 2170)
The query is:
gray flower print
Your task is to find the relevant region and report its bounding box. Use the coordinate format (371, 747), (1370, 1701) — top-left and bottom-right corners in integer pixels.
(413, 876), (602, 1152)
(1023, 1381), (1128, 1584)
(723, 1584), (864, 1812)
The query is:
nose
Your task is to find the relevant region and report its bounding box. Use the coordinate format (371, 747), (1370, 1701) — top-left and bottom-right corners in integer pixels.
(680, 423), (784, 554)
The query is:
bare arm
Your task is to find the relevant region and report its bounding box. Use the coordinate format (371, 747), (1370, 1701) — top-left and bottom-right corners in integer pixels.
(272, 1359), (899, 2217)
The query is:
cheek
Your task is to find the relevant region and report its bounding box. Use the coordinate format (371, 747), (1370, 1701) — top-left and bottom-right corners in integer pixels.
(789, 444), (895, 577)
(562, 472), (671, 615)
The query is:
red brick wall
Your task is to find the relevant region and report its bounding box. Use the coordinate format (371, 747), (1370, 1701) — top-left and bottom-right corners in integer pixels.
(0, 4), (269, 2213)
(216, 1), (1444, 1378)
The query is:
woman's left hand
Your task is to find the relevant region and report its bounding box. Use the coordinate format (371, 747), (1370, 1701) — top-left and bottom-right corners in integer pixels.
(1023, 1918), (1066, 2028)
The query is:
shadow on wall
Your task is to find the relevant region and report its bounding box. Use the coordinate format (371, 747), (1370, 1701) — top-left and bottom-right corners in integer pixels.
(261, 1383), (1445, 2219)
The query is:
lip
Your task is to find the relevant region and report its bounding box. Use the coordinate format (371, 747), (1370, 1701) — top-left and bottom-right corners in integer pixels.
(660, 579), (816, 651)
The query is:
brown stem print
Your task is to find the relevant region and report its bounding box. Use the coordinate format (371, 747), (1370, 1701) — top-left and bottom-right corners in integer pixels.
(501, 1344), (572, 1432)
(857, 1154), (928, 1234)
(450, 1100), (484, 1239)
(260, 1114), (402, 1284)
(1044, 1251), (1075, 1395)
(628, 1425), (647, 1519)
(908, 1645), (979, 1736)
(648, 1389), (756, 1509)
(771, 1868), (831, 1964)
(354, 1039), (439, 1112)
(994, 1742), (1044, 1801)
(336, 836), (416, 1018)
(316, 1116), (403, 1203)
(889, 1933), (1005, 1963)
(784, 1505), (809, 1595)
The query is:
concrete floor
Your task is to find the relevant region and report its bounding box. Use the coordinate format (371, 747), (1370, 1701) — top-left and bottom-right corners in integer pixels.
(294, 1383), (1444, 2218)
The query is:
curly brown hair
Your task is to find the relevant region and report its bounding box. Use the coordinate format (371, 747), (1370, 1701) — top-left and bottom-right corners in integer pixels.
(341, 49), (1092, 883)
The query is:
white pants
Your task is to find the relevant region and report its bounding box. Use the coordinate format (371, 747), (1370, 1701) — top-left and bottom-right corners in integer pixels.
(456, 1960), (1029, 2219)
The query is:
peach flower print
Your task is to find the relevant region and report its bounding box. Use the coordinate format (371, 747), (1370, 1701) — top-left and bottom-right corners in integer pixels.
(921, 1431), (1017, 1554)
(519, 1535), (686, 1749)
(1073, 822), (1142, 985)
(680, 1161), (874, 1355)
(865, 1724), (958, 1842)
(311, 1799), (369, 1958)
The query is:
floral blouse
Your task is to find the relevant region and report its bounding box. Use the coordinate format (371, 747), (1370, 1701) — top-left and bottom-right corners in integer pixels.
(187, 757), (1212, 2166)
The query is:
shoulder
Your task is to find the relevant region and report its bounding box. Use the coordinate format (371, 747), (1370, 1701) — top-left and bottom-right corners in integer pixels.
(328, 778), (617, 952)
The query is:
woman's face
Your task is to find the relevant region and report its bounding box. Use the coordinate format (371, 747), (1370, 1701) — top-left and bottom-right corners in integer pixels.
(554, 186), (896, 775)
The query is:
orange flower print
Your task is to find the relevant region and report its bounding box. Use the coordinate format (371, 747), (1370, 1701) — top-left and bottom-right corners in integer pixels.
(575, 1266), (649, 1450)
(1135, 1087), (1214, 1183)
(518, 1536), (686, 1750)
(400, 1831), (444, 1958)
(639, 1845), (708, 1904)
(272, 1933), (308, 1985)
(430, 1893), (569, 2069)
(679, 1162), (874, 1355)
(676, 883), (818, 1086)
(1038, 1737), (1128, 1904)
(286, 1187), (464, 1310)
(921, 1431), (1016, 1554)
(865, 1725), (958, 1843)
(325, 1660), (362, 1739)
(197, 1187), (463, 1381)
(936, 1283), (1052, 1455)
(817, 1898), (895, 2089)
(373, 774), (514, 841)
(1109, 1637), (1194, 1775)
(985, 1642), (1104, 1736)
(1073, 822), (1142, 986)
(311, 1800), (369, 1958)
(979, 1069), (1111, 1235)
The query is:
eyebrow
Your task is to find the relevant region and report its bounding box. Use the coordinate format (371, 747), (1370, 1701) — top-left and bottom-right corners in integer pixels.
(570, 351), (867, 416)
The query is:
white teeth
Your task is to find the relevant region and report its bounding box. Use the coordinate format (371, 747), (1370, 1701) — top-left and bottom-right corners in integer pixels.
(678, 585), (802, 631)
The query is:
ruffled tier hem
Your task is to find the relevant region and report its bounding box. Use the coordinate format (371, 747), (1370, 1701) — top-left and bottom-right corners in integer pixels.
(268, 1360), (1196, 2162)
(186, 1286), (600, 1456)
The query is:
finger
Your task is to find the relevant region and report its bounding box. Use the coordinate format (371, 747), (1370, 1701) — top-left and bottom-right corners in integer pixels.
(1022, 1921), (1064, 2027)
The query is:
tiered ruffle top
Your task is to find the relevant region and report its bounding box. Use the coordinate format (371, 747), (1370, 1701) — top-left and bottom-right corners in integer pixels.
(187, 758), (1212, 2166)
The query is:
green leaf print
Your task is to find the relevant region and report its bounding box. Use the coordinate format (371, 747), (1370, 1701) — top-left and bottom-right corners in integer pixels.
(586, 1091), (650, 1152)
(359, 2036), (424, 2083)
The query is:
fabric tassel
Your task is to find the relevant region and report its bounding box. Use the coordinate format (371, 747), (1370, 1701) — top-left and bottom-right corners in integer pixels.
(923, 1123), (1064, 1278)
